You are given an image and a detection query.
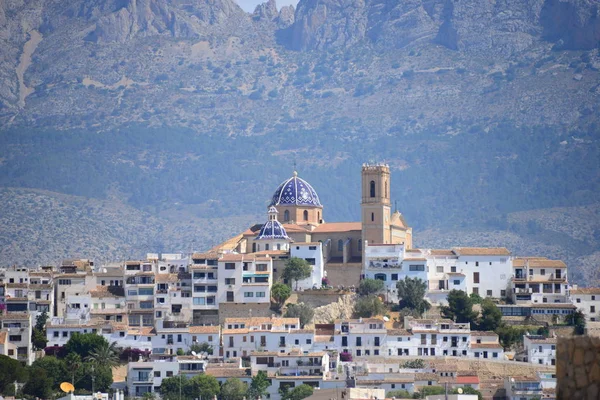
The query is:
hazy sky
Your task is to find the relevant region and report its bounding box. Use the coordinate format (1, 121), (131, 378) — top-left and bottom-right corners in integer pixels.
(236, 0), (298, 12)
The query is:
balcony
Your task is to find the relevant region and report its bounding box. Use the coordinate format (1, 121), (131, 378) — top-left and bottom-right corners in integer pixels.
(133, 375), (153, 383)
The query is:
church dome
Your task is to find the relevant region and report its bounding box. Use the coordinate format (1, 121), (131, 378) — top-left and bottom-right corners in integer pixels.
(256, 207), (290, 240)
(270, 171), (322, 207)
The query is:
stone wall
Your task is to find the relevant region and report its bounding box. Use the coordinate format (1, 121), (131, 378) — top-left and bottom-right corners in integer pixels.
(557, 336), (600, 399)
(218, 303), (272, 324)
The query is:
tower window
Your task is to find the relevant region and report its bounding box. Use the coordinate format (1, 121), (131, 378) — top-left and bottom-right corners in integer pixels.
(303, 210), (308, 221)
(371, 213), (374, 222)
(358, 239), (362, 252)
(265, 244), (269, 251)
(338, 240), (343, 252)
(318, 212), (321, 222)
(385, 180), (388, 198)
(370, 180), (376, 198)
(252, 243), (256, 252)
(284, 210), (290, 221)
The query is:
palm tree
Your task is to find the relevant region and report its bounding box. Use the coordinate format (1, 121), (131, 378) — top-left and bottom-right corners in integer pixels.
(85, 341), (120, 368)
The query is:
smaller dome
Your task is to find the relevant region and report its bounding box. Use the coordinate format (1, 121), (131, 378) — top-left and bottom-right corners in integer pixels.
(256, 220), (290, 241)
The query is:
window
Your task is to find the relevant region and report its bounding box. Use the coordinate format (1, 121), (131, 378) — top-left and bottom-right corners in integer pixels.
(305, 258), (316, 265)
(374, 273), (386, 281)
(284, 210), (290, 221)
(577, 298), (581, 303)
(62, 331), (69, 337)
(370, 180), (376, 198)
(53, 331), (59, 338)
(154, 371), (160, 377)
(501, 290), (506, 297)
(592, 296), (596, 301)
(256, 264), (268, 272)
(475, 261), (479, 267)
(487, 290), (492, 296)
(166, 371), (173, 377)
(338, 240), (343, 252)
(358, 240), (362, 251)
(138, 288), (153, 295)
(303, 210), (308, 221)
(58, 279), (71, 285)
(540, 269), (545, 275)
(453, 280), (460, 285)
(265, 244), (269, 251)
(244, 292), (254, 297)
(225, 263), (236, 270)
(592, 306), (596, 313)
(252, 243), (256, 252)
(225, 278), (235, 285)
(371, 212), (374, 222)
(436, 266), (444, 273)
(529, 269), (533, 276)
(451, 266), (457, 272)
(409, 265), (425, 271)
(391, 274), (398, 281)
(256, 292), (266, 298)
(473, 272), (479, 284)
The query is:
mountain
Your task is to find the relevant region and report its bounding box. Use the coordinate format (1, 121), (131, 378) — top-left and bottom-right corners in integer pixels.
(0, 0), (598, 284)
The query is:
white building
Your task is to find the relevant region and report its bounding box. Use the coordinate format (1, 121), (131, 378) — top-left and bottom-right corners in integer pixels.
(0, 312), (34, 364)
(504, 376), (544, 400)
(290, 242), (325, 290)
(523, 335), (556, 366)
(512, 258), (569, 305)
(217, 254), (272, 305)
(569, 287), (600, 322)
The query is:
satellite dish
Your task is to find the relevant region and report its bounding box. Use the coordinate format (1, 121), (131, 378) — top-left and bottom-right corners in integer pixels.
(383, 316), (390, 322)
(457, 388), (463, 394)
(191, 351), (197, 356)
(60, 382), (75, 393)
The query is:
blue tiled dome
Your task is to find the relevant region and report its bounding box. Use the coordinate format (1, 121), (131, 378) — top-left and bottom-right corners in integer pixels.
(270, 171), (322, 207)
(257, 207), (290, 240)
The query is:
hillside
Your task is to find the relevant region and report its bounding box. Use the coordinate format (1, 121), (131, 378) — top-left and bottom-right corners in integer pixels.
(0, 0), (598, 283)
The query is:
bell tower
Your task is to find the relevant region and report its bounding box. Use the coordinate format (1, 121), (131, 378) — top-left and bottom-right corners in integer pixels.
(361, 163), (391, 245)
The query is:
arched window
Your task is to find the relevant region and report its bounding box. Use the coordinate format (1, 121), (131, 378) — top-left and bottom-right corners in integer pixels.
(277, 243), (281, 250)
(284, 210), (290, 222)
(371, 213), (374, 222)
(252, 243), (256, 253)
(370, 180), (376, 198)
(303, 210), (309, 221)
(385, 180), (388, 198)
(358, 239), (362, 252)
(374, 273), (387, 281)
(265, 244), (270, 251)
(338, 239), (344, 252)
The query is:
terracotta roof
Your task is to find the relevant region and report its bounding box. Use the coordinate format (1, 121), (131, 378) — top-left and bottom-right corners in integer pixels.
(513, 258), (566, 268)
(128, 327), (156, 336)
(315, 336), (333, 343)
(224, 317), (299, 327)
(220, 254), (271, 262)
(281, 224), (312, 233)
(387, 329), (411, 336)
(205, 368), (250, 378)
(415, 373), (438, 381)
(189, 325), (220, 334)
(531, 303), (576, 309)
(470, 343), (503, 349)
(452, 247), (511, 256)
(470, 331), (498, 337)
(430, 249), (456, 256)
(90, 286), (121, 298)
(404, 258), (427, 262)
(192, 252), (220, 259)
(155, 273), (178, 283)
(5, 283), (27, 288)
(312, 222), (362, 233)
(28, 284), (52, 290)
(253, 250), (288, 256)
(222, 328), (250, 334)
(456, 375), (480, 384)
(570, 288), (600, 295)
(526, 337), (557, 344)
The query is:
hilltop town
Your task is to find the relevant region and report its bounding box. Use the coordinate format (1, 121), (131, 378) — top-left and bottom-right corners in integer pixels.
(1, 164), (599, 400)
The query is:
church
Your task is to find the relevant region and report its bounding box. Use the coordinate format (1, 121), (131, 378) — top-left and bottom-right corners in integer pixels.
(210, 163), (412, 288)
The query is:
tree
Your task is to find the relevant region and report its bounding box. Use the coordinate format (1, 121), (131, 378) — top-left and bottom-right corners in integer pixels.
(452, 386), (483, 400)
(387, 389), (411, 398)
(396, 277), (431, 316)
(477, 299), (502, 331)
(353, 295), (386, 318)
(160, 375), (189, 400)
(188, 342), (213, 356)
(282, 384), (314, 400)
(567, 310), (586, 335)
(22, 367), (53, 399)
(85, 341), (119, 368)
(469, 292), (483, 304)
(76, 363), (113, 392)
(417, 386), (445, 398)
(441, 290), (478, 324)
(32, 328), (48, 350)
(65, 332), (109, 359)
(188, 374), (220, 399)
(65, 352), (82, 385)
(247, 370), (270, 399)
(221, 378), (247, 400)
(30, 356), (67, 390)
(358, 278), (384, 296)
(0, 355), (27, 394)
(35, 310), (49, 332)
(284, 303), (314, 328)
(282, 258), (312, 290)
(271, 282), (292, 310)
(400, 359), (425, 369)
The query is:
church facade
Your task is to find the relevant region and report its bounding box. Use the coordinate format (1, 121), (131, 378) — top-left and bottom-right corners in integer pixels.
(211, 163), (412, 289)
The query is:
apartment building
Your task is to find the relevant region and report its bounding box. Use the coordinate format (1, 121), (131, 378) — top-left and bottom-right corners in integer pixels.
(151, 321), (219, 358)
(190, 253), (219, 325)
(221, 317), (308, 358)
(334, 318), (387, 358)
(523, 335), (557, 366)
(512, 257), (569, 304)
(504, 376), (544, 400)
(217, 254), (272, 305)
(0, 312), (34, 364)
(126, 356), (208, 396)
(467, 331), (504, 360)
(569, 287), (600, 321)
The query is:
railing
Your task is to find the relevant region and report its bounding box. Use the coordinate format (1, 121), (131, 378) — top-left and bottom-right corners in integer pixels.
(133, 375), (153, 383)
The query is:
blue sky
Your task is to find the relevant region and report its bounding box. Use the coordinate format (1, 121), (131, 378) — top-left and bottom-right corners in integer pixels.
(236, 0), (298, 12)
